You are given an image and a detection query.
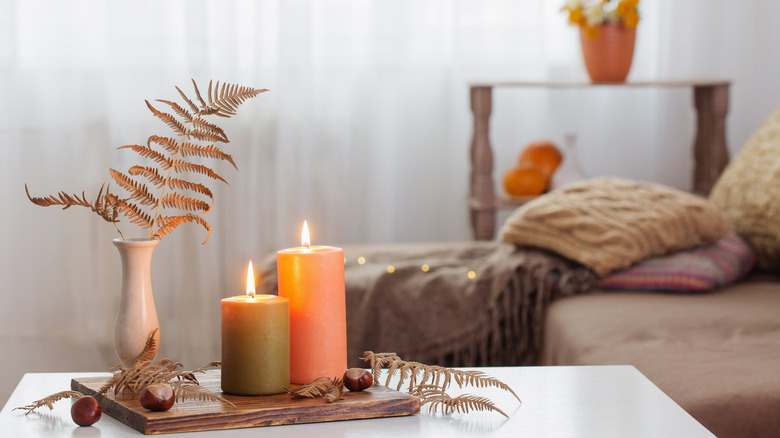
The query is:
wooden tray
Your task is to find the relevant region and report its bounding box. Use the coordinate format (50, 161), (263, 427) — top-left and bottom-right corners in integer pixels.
(71, 369), (420, 434)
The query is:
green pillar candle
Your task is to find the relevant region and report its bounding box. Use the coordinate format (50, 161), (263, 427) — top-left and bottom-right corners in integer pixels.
(221, 294), (290, 395)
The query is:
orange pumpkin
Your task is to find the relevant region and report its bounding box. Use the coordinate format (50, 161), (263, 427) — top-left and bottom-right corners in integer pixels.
(503, 164), (547, 196)
(518, 141), (563, 180)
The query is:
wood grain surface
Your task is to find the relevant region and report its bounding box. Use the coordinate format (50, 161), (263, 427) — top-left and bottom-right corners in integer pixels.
(71, 369), (420, 435)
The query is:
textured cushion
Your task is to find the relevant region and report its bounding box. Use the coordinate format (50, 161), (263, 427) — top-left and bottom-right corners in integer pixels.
(709, 104), (780, 271)
(599, 234), (755, 292)
(500, 177), (730, 276)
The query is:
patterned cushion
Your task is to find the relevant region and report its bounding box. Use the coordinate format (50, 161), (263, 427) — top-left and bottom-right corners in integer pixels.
(499, 177), (730, 276)
(709, 104), (780, 271)
(599, 234), (755, 292)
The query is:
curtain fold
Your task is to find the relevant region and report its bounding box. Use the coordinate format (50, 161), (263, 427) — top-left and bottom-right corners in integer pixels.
(2, 0), (779, 369)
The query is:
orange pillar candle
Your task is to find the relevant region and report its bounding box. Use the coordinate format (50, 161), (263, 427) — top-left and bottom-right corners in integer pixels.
(221, 261), (290, 395)
(277, 221), (347, 384)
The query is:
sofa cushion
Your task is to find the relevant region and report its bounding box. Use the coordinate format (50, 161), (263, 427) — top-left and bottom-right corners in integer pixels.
(499, 176), (730, 276)
(599, 234), (755, 292)
(709, 104), (780, 271)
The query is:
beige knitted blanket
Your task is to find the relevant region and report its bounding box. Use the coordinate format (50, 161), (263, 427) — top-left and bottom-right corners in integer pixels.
(258, 241), (596, 367)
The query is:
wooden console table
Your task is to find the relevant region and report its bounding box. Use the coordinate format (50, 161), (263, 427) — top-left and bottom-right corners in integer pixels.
(468, 80), (730, 240)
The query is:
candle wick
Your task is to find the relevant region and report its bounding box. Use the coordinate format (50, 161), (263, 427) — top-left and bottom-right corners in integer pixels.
(248, 291), (256, 299)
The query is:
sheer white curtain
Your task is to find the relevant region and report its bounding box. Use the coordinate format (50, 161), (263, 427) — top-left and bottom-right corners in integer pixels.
(1, 0), (779, 390)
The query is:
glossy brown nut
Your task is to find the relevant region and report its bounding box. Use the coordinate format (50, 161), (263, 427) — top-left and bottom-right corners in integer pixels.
(139, 383), (176, 411)
(71, 396), (101, 426)
(343, 368), (373, 392)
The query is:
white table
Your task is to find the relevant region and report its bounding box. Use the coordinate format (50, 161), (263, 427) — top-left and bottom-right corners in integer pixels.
(1, 366), (713, 437)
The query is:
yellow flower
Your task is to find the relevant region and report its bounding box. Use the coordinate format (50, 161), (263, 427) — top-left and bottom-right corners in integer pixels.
(623, 10), (639, 28)
(568, 8), (584, 25)
(617, 0), (639, 17)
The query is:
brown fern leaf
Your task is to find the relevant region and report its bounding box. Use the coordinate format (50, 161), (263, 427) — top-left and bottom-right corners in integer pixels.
(25, 184), (91, 210)
(128, 166), (165, 188)
(192, 117), (228, 143)
(153, 214), (211, 244)
(360, 351), (519, 415)
(286, 377), (344, 403)
(13, 391), (84, 415)
(25, 184), (119, 223)
(155, 99), (194, 124)
(109, 169), (157, 206)
(114, 200), (153, 228)
(324, 378), (345, 403)
(159, 192), (210, 214)
(118, 144), (173, 169)
(361, 351), (402, 384)
(175, 85), (199, 113)
(92, 184), (120, 222)
(166, 178), (213, 204)
(147, 135), (180, 155)
(410, 385), (508, 418)
(172, 160), (227, 184)
(186, 128), (227, 144)
(171, 382), (235, 407)
(454, 370), (521, 403)
(177, 142), (237, 169)
(136, 328), (160, 364)
(96, 372), (123, 397)
(145, 100), (188, 137)
(191, 78), (208, 109)
(205, 80), (268, 118)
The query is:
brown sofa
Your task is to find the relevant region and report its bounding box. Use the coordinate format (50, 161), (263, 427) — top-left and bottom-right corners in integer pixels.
(541, 273), (780, 437)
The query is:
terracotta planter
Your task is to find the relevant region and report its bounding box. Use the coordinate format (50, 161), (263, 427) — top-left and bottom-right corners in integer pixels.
(579, 24), (636, 83)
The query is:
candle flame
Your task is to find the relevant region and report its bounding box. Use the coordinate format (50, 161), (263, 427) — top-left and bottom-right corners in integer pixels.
(246, 260), (255, 298)
(301, 220), (311, 248)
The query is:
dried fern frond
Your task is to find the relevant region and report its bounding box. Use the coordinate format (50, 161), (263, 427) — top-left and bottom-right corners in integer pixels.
(118, 144), (173, 169)
(285, 377), (344, 403)
(361, 351), (520, 417)
(145, 100), (189, 137)
(409, 385), (508, 418)
(147, 135), (180, 155)
(135, 328), (160, 364)
(114, 200), (154, 228)
(166, 179), (214, 205)
(201, 79), (268, 118)
(171, 160), (227, 184)
(25, 184), (119, 224)
(110, 169), (158, 206)
(26, 79), (264, 244)
(177, 142), (237, 169)
(13, 391), (84, 416)
(170, 382), (235, 407)
(360, 351), (402, 384)
(155, 100), (194, 123)
(159, 192), (210, 214)
(152, 214), (211, 244)
(128, 166), (165, 188)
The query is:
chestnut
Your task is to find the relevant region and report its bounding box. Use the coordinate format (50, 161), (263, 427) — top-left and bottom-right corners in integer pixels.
(343, 368), (373, 392)
(139, 383), (175, 411)
(71, 396), (101, 426)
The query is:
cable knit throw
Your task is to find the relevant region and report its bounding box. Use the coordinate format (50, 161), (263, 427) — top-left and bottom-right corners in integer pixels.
(500, 177), (730, 276)
(258, 241), (597, 368)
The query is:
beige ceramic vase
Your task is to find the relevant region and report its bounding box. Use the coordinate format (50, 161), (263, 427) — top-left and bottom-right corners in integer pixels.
(579, 23), (636, 82)
(113, 238), (160, 365)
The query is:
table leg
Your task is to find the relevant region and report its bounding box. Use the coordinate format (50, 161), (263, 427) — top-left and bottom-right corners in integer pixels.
(692, 84), (729, 196)
(470, 86), (496, 240)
